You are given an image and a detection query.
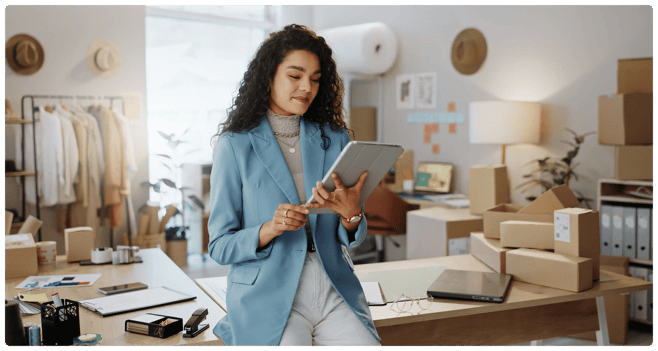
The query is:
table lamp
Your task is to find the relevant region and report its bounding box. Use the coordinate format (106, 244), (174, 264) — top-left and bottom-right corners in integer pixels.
(469, 101), (541, 164)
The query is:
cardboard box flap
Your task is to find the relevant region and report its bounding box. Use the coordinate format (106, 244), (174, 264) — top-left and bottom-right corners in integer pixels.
(6, 233), (36, 248)
(518, 185), (580, 214)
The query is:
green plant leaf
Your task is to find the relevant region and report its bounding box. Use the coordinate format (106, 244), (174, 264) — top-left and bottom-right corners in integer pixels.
(188, 195), (205, 210)
(158, 131), (174, 141)
(161, 178), (177, 188)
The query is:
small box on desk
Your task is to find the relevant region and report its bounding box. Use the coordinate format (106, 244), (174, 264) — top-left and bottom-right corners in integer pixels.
(618, 57), (652, 94)
(125, 313), (184, 338)
(470, 232), (512, 273)
(482, 204), (553, 239)
(468, 165), (510, 215)
(406, 207), (483, 259)
(5, 233), (38, 279)
(615, 145), (653, 180)
(349, 107), (377, 142)
(506, 249), (593, 293)
(500, 220), (554, 250)
(554, 208), (600, 281)
(65, 226), (95, 262)
(598, 93), (653, 145)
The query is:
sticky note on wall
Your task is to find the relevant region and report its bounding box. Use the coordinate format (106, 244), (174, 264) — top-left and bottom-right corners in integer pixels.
(424, 131), (431, 143)
(449, 124), (457, 134)
(448, 102), (456, 112)
(432, 144), (440, 154)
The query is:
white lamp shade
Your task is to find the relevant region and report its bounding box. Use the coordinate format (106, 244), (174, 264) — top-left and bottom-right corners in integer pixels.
(469, 101), (541, 144)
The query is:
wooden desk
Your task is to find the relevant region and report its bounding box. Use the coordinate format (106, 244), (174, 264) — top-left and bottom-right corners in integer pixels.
(5, 248), (226, 345)
(354, 254), (652, 346)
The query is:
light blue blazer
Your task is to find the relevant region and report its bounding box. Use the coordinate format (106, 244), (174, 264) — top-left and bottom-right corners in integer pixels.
(208, 116), (380, 345)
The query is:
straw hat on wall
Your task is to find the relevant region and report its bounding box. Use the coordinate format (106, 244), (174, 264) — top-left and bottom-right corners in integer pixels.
(451, 28), (487, 75)
(87, 39), (122, 78)
(6, 34), (45, 76)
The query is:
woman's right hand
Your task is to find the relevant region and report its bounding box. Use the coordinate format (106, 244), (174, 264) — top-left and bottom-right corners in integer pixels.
(258, 204), (309, 248)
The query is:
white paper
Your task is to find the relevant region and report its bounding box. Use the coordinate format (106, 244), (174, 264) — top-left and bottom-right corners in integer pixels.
(601, 213), (611, 228)
(554, 212), (571, 243)
(360, 281), (386, 306)
(15, 274), (101, 289)
(625, 215), (636, 229)
(613, 213), (623, 229)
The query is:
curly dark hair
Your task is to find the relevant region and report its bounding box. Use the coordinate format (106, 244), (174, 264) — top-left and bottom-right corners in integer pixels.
(215, 24), (350, 149)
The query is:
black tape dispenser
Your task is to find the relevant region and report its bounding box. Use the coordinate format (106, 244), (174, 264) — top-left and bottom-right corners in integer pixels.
(183, 307), (209, 338)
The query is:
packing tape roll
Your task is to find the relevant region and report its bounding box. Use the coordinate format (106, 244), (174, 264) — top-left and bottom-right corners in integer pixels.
(91, 247), (113, 264)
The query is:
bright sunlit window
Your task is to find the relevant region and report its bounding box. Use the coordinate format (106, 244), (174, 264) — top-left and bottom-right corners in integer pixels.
(145, 6), (271, 254)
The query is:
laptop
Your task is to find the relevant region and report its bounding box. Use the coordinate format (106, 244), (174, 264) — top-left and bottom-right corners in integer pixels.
(409, 162), (454, 196)
(427, 269), (512, 303)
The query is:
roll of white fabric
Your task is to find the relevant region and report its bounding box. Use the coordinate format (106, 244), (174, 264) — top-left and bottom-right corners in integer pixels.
(319, 22), (397, 76)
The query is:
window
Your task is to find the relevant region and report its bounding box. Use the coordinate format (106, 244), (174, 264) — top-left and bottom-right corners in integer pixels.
(146, 6), (271, 255)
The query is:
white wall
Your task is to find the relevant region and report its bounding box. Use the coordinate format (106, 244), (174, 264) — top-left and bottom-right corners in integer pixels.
(5, 5), (147, 253)
(311, 5), (652, 206)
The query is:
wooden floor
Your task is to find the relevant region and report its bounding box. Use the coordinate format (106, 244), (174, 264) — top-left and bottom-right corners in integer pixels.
(182, 253), (653, 346)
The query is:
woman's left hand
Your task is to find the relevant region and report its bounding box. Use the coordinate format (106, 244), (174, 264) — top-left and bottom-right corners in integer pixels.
(306, 171), (367, 220)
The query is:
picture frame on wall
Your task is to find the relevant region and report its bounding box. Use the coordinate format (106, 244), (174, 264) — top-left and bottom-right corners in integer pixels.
(396, 74), (415, 109)
(416, 72), (437, 109)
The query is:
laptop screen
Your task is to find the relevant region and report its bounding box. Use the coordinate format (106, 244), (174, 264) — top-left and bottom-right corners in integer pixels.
(415, 162), (453, 193)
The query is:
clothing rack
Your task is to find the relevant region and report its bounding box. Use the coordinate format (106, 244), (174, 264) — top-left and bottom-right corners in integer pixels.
(20, 94), (133, 247)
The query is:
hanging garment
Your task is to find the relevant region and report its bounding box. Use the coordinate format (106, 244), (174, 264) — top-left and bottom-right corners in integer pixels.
(53, 105), (80, 205)
(87, 104), (124, 228)
(19, 106), (65, 207)
(112, 108), (137, 195)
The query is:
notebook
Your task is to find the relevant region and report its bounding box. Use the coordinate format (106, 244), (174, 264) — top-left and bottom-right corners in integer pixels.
(79, 286), (196, 317)
(427, 269), (512, 303)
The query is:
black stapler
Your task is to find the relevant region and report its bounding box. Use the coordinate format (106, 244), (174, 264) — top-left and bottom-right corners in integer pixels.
(183, 307), (209, 338)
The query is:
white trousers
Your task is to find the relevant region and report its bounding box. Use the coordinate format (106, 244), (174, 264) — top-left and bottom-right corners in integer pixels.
(279, 251), (380, 346)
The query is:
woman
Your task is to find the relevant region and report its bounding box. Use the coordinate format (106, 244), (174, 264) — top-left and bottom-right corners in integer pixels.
(208, 24), (380, 346)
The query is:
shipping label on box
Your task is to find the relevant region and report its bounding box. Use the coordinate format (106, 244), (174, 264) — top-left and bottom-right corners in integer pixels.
(553, 208), (600, 280)
(449, 237), (470, 256)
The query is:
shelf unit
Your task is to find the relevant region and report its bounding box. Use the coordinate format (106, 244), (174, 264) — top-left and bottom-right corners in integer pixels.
(5, 111), (41, 239)
(597, 178), (653, 326)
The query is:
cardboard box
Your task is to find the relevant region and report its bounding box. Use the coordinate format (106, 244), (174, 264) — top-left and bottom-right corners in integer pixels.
(468, 165), (510, 215)
(618, 58), (652, 94)
(65, 227), (95, 262)
(598, 93), (653, 145)
(349, 107), (377, 142)
(406, 207), (483, 259)
(572, 255), (630, 344)
(500, 220), (554, 250)
(506, 248), (593, 292)
(383, 150), (413, 192)
(482, 204), (553, 239)
(518, 184), (580, 215)
(615, 145), (653, 180)
(5, 233), (38, 279)
(470, 232), (512, 273)
(554, 208), (600, 280)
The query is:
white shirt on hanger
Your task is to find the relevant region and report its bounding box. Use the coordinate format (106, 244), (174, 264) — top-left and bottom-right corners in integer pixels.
(54, 104), (80, 205)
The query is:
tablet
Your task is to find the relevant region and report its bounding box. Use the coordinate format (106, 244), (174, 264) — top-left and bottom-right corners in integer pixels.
(305, 141), (404, 214)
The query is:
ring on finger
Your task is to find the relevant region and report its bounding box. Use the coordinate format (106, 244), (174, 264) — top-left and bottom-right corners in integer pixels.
(282, 218), (287, 225)
(284, 209), (289, 218)
(332, 192), (337, 201)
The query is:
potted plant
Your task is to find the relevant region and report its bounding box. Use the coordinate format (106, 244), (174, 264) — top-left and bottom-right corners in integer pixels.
(516, 128), (596, 208)
(141, 128), (205, 265)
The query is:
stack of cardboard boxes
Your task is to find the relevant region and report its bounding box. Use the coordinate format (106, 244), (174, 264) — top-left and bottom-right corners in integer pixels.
(471, 185), (600, 293)
(598, 57), (652, 180)
(598, 57), (653, 332)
